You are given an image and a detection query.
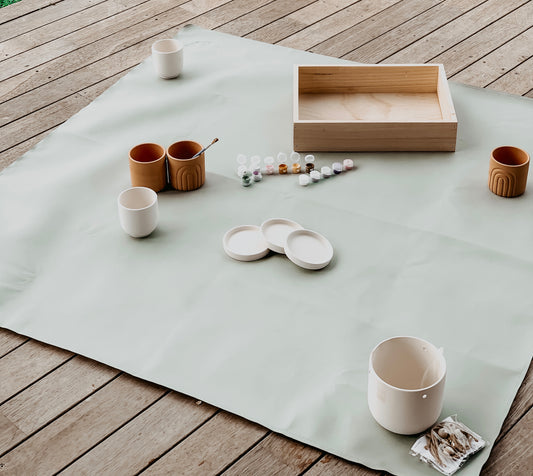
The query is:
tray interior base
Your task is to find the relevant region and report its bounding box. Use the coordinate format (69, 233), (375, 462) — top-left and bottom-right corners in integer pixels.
(299, 92), (443, 121)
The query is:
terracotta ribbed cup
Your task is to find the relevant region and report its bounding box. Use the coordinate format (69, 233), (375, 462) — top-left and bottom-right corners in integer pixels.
(167, 141), (206, 191)
(129, 143), (167, 193)
(488, 146), (530, 198)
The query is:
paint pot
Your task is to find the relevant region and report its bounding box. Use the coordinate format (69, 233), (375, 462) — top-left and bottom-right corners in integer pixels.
(368, 336), (446, 435)
(332, 162), (342, 174)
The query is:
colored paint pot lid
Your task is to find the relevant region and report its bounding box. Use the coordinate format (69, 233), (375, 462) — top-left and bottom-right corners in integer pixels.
(285, 229), (333, 270)
(223, 225), (269, 262)
(260, 218), (304, 254)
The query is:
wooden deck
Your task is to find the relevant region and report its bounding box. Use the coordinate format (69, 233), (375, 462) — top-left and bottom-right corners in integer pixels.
(0, 0), (532, 474)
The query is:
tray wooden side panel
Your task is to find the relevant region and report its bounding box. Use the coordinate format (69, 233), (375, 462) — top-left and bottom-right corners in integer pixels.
(294, 121), (458, 152)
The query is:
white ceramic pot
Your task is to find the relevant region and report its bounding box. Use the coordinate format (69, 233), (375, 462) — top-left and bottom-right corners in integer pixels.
(118, 187), (158, 238)
(152, 39), (183, 79)
(368, 336), (446, 435)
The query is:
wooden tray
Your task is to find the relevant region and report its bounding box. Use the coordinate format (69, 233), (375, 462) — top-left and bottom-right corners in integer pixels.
(293, 64), (457, 152)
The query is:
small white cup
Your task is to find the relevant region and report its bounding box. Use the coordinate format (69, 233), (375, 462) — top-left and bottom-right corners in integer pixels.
(152, 39), (183, 79)
(368, 336), (446, 435)
(118, 187), (158, 238)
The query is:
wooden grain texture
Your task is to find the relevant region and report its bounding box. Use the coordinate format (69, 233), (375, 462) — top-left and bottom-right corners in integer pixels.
(433, 3), (533, 77)
(142, 412), (267, 475)
(222, 433), (321, 475)
(0, 356), (118, 454)
(343, 0), (488, 63)
(497, 360), (533, 440)
(310, 0), (446, 58)
(0, 0), (104, 44)
(218, 0), (318, 37)
(0, 375), (165, 475)
(0, 0), (63, 26)
(305, 454), (382, 476)
(0, 0), (181, 82)
(278, 0), (402, 51)
(0, 0), (149, 59)
(0, 340), (72, 403)
(0, 130), (54, 171)
(0, 329), (27, 358)
(482, 407), (533, 475)
(62, 393), (217, 475)
(246, 0), (357, 44)
(451, 27), (533, 87)
(486, 55), (533, 96)
(382, 0), (530, 64)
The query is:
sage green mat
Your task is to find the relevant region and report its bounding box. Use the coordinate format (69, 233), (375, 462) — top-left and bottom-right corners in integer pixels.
(1, 25), (532, 475)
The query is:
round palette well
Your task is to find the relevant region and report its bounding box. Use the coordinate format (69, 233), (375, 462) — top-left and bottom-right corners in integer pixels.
(223, 225), (270, 262)
(285, 229), (333, 270)
(260, 218), (303, 254)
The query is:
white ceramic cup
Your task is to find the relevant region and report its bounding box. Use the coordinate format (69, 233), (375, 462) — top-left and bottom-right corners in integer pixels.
(118, 187), (158, 238)
(151, 39), (183, 79)
(368, 336), (446, 435)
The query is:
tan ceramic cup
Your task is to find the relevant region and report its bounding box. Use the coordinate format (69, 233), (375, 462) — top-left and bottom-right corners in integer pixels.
(488, 146), (530, 198)
(167, 141), (206, 191)
(129, 143), (167, 193)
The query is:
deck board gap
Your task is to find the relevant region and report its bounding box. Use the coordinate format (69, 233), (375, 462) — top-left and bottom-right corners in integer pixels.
(54, 389), (172, 475)
(135, 408), (222, 475)
(484, 53), (533, 88)
(241, 0), (322, 38)
(0, 0), (110, 45)
(0, 0), (188, 84)
(216, 430), (272, 475)
(297, 451), (326, 475)
(0, 0), (64, 28)
(302, 0), (422, 53)
(447, 25), (533, 80)
(211, 0), (281, 31)
(335, 0), (450, 61)
(426, 7), (533, 68)
(376, 0), (501, 64)
(0, 338), (30, 359)
(0, 353), (76, 407)
(0, 371), (123, 459)
(494, 402), (533, 445)
(271, 0), (364, 46)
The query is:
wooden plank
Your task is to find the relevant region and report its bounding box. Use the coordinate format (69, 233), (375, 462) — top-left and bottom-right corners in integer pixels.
(525, 89), (533, 98)
(246, 0), (357, 44)
(0, 355), (118, 454)
(0, 0), (106, 44)
(2, 375), (166, 474)
(0, 0), (150, 59)
(487, 56), (533, 96)
(0, 329), (27, 358)
(305, 454), (382, 476)
(432, 4), (533, 77)
(343, 0), (490, 63)
(452, 29), (533, 88)
(0, 374), (165, 474)
(184, 0), (269, 30)
(278, 0), (402, 51)
(0, 0), (63, 26)
(0, 0), (231, 103)
(217, 0), (319, 38)
(0, 0), (183, 82)
(482, 407), (533, 475)
(497, 360), (533, 441)
(222, 433), (321, 475)
(0, 130), (53, 171)
(309, 0), (445, 58)
(0, 340), (73, 404)
(382, 0), (529, 64)
(61, 393), (217, 475)
(0, 0), (284, 150)
(141, 412), (267, 475)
